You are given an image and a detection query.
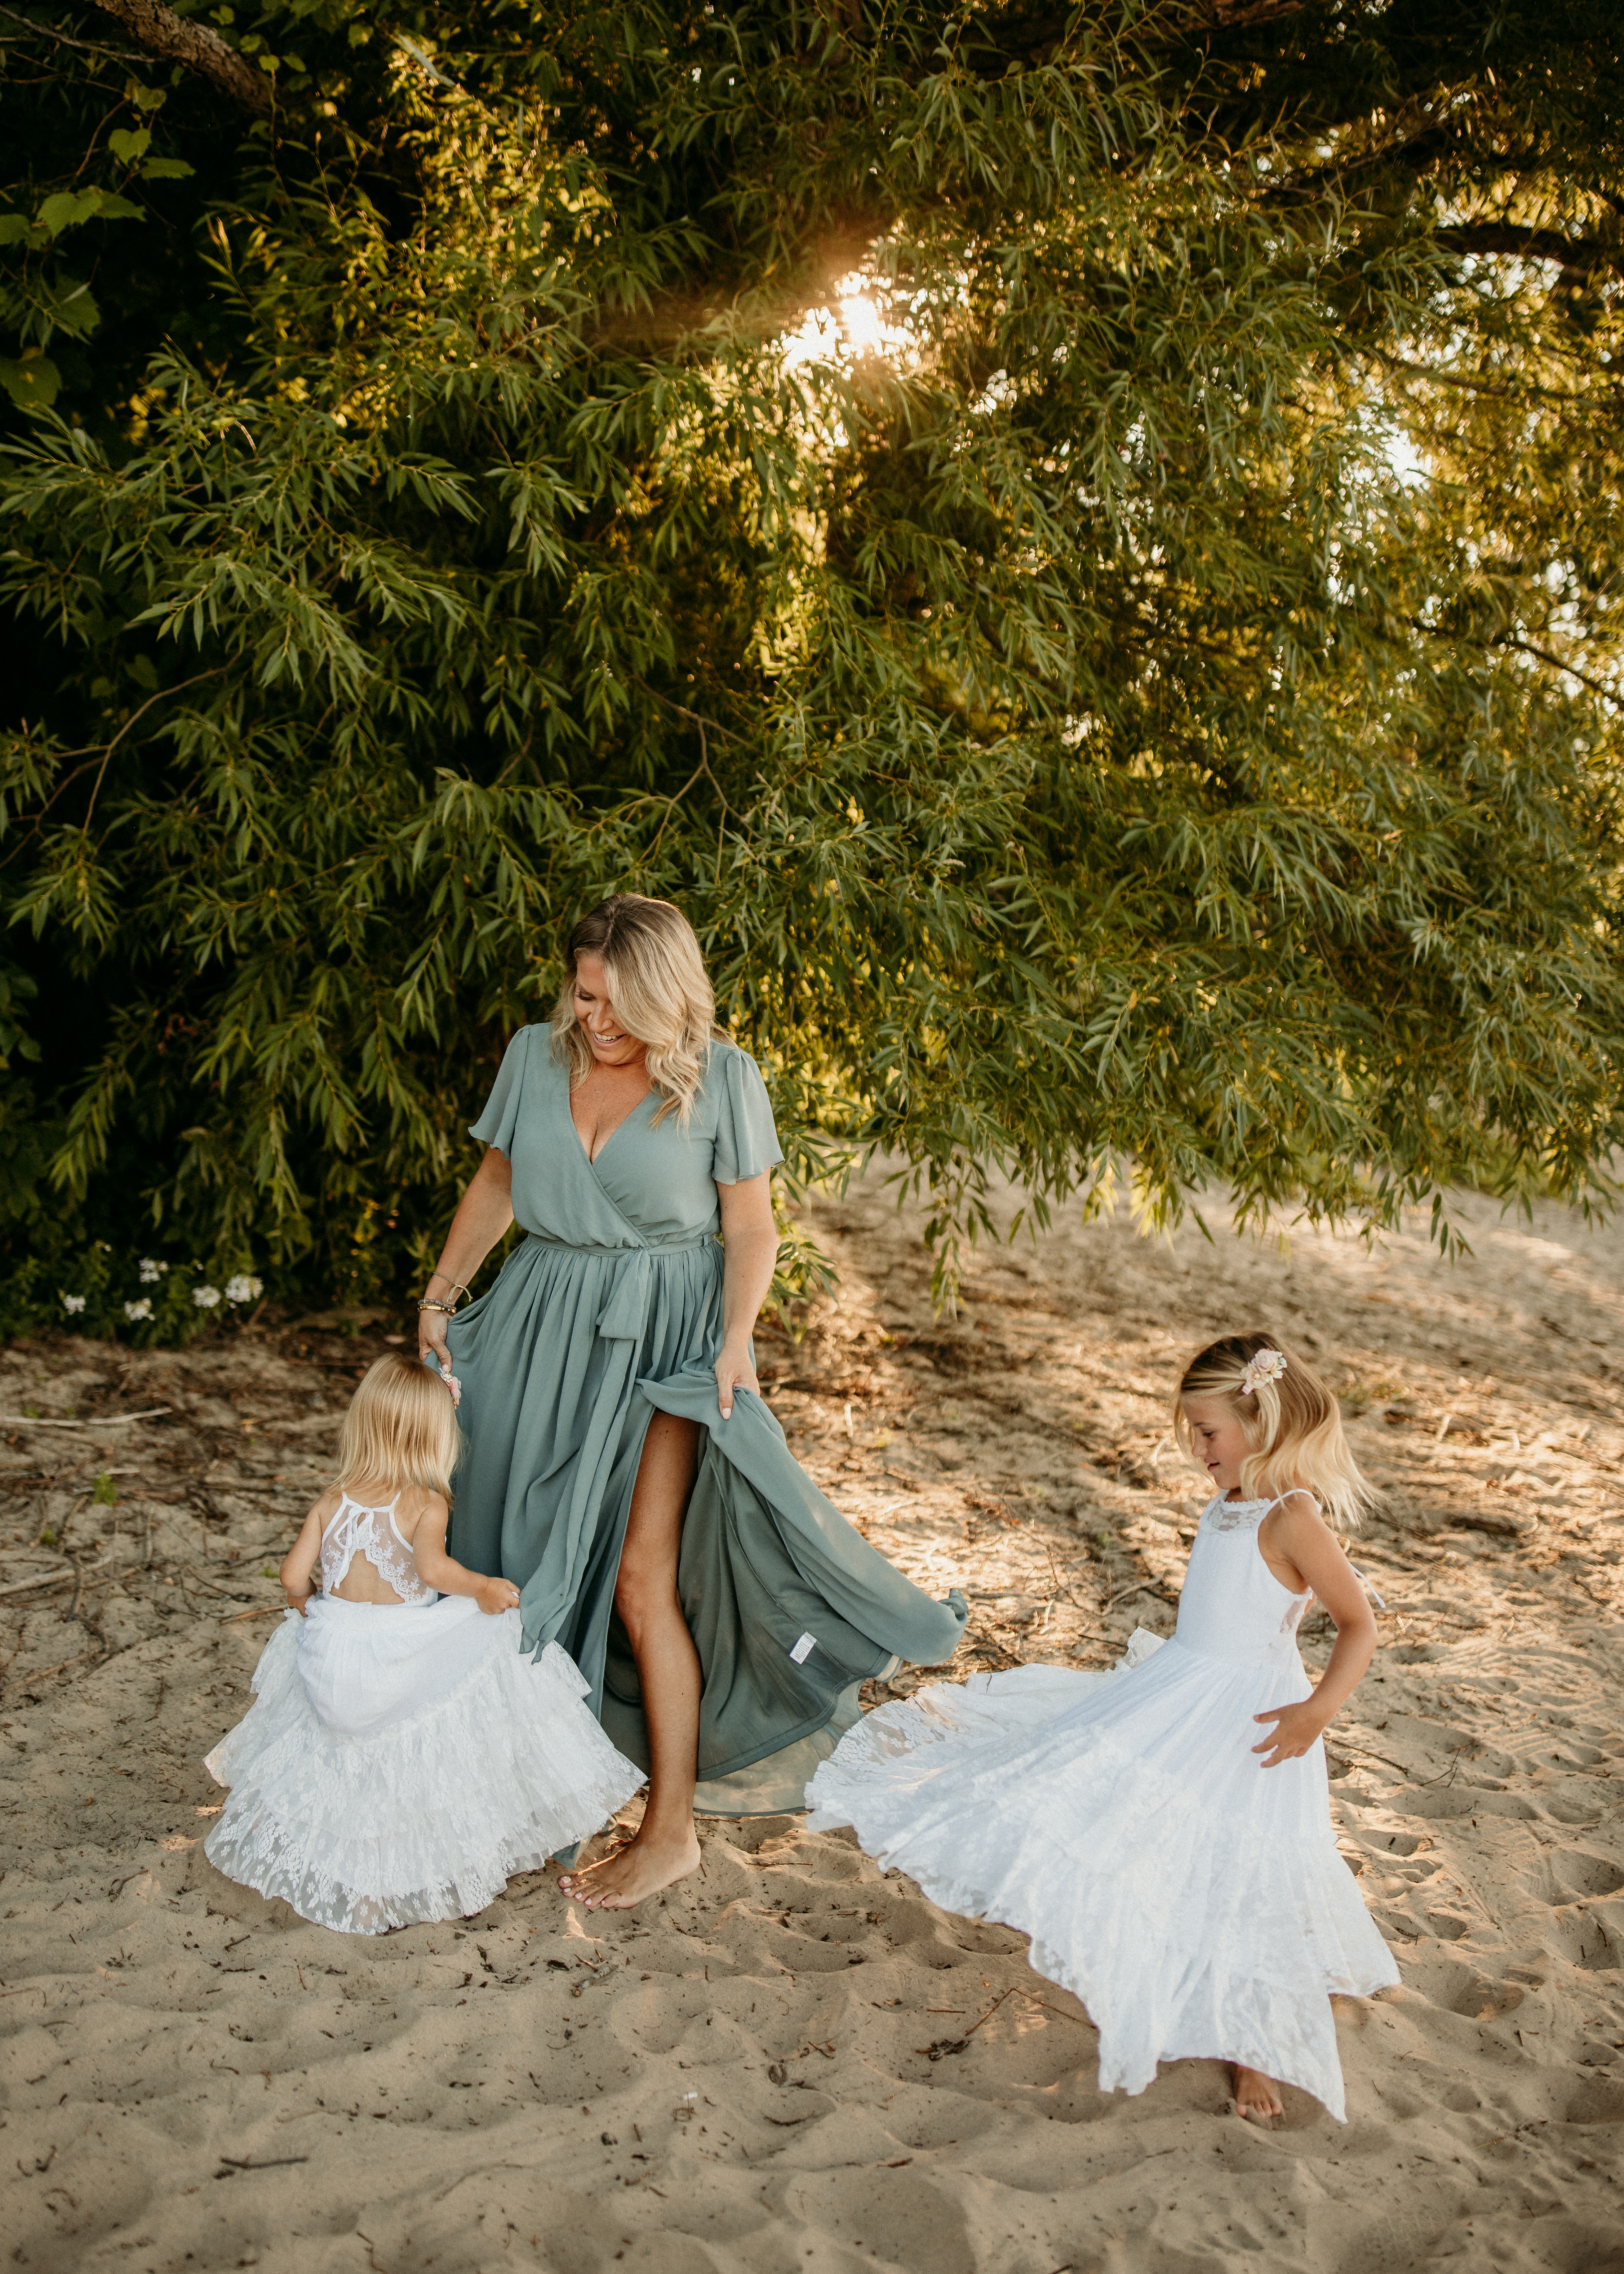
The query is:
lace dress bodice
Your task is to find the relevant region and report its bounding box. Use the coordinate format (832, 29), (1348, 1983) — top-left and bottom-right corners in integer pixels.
(320, 1494), (437, 1606)
(1171, 1493), (1311, 1668)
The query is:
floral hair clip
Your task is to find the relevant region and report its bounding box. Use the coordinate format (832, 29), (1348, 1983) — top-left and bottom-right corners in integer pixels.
(1238, 1348), (1287, 1396)
(441, 1371), (463, 1409)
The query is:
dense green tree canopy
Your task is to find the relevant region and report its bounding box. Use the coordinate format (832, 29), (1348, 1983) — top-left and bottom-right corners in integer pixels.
(2, 0), (1621, 1332)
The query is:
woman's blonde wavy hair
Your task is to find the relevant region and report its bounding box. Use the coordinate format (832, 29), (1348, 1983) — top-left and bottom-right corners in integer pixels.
(1173, 1331), (1375, 1532)
(551, 893), (723, 1128)
(336, 1352), (464, 1503)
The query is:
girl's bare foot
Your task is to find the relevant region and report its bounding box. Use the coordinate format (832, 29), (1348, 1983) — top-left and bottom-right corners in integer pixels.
(558, 1824), (701, 1911)
(1232, 2064), (1284, 2120)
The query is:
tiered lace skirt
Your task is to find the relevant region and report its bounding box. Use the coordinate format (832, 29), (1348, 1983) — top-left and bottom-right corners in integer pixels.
(806, 1637), (1399, 2118)
(205, 1597), (642, 1934)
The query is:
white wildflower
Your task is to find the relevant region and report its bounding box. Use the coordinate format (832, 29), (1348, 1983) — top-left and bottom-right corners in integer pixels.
(224, 1274), (264, 1305)
(125, 1298), (153, 1323)
(192, 1284), (222, 1310)
(138, 1258), (166, 1283)
(61, 1293), (87, 1315)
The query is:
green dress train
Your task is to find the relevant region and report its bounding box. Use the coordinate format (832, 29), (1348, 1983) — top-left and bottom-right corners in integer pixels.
(445, 1028), (967, 1814)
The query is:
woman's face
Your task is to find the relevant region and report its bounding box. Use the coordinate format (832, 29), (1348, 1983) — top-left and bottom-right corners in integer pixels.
(573, 952), (647, 1068)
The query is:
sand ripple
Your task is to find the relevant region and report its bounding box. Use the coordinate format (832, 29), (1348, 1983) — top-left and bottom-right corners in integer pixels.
(2, 1175), (1621, 2269)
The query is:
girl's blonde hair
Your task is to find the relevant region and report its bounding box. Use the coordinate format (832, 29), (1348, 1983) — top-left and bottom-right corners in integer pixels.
(1173, 1331), (1374, 1531)
(336, 1352), (463, 1502)
(551, 892), (723, 1128)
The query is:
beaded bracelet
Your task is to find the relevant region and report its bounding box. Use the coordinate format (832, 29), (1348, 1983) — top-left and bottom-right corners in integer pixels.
(416, 1297), (458, 1315)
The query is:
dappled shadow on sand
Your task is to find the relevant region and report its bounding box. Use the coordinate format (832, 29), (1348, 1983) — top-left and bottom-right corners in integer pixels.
(2, 1174), (1622, 2271)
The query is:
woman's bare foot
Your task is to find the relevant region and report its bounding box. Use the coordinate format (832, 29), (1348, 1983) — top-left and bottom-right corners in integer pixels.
(558, 1824), (701, 1911)
(1232, 2064), (1284, 2121)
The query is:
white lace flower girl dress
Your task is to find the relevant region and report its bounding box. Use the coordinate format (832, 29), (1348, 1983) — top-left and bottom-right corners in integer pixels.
(204, 1492), (642, 1934)
(806, 1493), (1399, 2117)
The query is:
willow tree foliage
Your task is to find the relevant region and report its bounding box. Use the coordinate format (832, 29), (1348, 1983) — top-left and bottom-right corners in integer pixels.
(1, 0), (1621, 1330)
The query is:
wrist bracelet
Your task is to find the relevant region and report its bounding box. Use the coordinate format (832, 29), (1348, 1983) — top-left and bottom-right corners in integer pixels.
(416, 1298), (457, 1315)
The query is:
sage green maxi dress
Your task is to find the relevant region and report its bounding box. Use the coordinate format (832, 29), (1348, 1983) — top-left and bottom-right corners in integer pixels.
(445, 1029), (967, 1815)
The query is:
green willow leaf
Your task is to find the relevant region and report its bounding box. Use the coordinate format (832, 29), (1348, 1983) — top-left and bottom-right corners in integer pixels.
(0, 0), (1620, 1330)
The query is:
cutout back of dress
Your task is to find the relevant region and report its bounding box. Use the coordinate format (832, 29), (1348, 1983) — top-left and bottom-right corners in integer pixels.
(320, 1493), (438, 1605)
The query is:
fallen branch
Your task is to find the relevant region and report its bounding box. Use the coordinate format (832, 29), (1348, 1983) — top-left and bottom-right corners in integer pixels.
(176, 1559), (243, 1601)
(0, 1560), (121, 1602)
(0, 1407), (171, 1429)
(0, 1560), (72, 1598)
(2, 1647), (102, 1692)
(1018, 1991), (1093, 2028)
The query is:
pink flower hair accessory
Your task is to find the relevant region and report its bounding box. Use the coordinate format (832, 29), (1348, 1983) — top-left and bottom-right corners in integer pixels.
(441, 1371), (463, 1408)
(1238, 1349), (1287, 1396)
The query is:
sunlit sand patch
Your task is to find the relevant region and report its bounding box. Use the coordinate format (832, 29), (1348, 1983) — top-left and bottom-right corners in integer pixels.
(0, 1170), (1620, 2270)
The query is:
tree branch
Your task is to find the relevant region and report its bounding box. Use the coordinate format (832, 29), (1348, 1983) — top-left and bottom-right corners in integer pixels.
(0, 3), (145, 59)
(84, 0), (271, 114)
(1410, 615), (1618, 706)
(970, 0), (1307, 51)
(1369, 345), (1596, 408)
(951, 0), (1306, 73)
(1434, 222), (1623, 278)
(1494, 634), (1617, 708)
(1171, 0), (1306, 26)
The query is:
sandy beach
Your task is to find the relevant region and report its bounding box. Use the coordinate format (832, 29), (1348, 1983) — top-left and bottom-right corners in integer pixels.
(2, 1172), (1621, 2272)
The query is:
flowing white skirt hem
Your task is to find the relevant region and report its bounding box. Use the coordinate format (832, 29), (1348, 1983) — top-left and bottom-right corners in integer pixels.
(807, 1645), (1400, 2120)
(204, 1607), (642, 1935)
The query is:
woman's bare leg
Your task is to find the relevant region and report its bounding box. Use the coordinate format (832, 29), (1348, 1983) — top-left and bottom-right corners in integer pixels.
(558, 1412), (703, 1910)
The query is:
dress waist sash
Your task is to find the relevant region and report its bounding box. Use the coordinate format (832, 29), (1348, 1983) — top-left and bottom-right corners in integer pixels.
(517, 1230), (717, 1342)
(523, 1231), (715, 1258)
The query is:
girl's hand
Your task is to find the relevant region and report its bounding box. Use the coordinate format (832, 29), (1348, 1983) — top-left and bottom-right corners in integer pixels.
(418, 1304), (452, 1369)
(1252, 1700), (1329, 1768)
(714, 1337), (759, 1422)
(475, 1574), (521, 1616)
(284, 1584), (314, 1619)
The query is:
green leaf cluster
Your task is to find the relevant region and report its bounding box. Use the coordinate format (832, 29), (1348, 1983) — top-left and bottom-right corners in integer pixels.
(2, 0), (1621, 1322)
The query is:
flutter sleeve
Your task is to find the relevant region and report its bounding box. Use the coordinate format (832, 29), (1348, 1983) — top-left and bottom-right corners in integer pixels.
(468, 1027), (533, 1158)
(711, 1047), (785, 1186)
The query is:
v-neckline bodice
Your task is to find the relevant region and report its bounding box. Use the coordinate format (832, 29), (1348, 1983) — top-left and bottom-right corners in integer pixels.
(568, 1075), (654, 1168)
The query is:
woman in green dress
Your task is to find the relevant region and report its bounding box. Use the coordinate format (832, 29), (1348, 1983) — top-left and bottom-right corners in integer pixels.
(415, 895), (965, 1909)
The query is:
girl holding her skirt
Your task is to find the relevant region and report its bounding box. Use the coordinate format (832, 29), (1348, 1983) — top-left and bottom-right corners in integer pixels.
(417, 894), (965, 1910)
(204, 1354), (642, 1933)
(808, 1332), (1400, 2122)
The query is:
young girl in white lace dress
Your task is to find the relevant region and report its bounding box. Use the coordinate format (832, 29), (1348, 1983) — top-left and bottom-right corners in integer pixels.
(204, 1352), (641, 1933)
(808, 1332), (1400, 2122)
